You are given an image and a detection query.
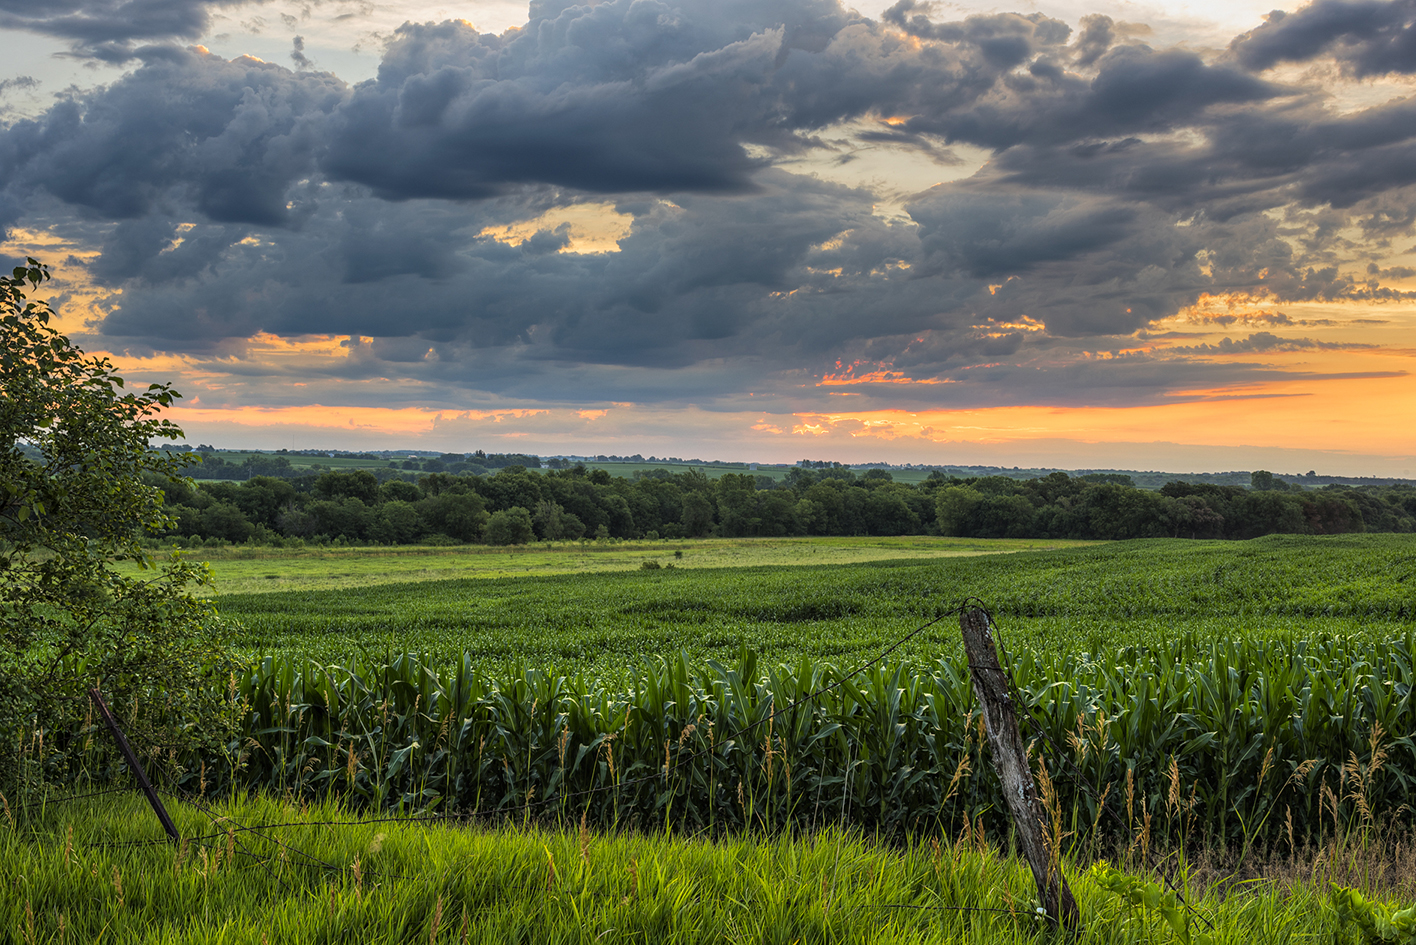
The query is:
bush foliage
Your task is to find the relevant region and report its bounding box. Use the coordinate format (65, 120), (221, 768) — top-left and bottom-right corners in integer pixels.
(0, 259), (234, 789)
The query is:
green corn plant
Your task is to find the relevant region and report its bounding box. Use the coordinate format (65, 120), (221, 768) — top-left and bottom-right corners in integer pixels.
(129, 631), (1405, 849)
(1332, 885), (1416, 944)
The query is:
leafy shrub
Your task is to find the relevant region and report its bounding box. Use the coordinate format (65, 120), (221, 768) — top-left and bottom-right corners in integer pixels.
(1, 259), (237, 791)
(1332, 886), (1416, 944)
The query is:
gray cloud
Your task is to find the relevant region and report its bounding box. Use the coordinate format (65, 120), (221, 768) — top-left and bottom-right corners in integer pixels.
(1230, 0), (1416, 76)
(0, 0), (261, 60)
(882, 2), (1071, 65)
(0, 74), (39, 118)
(2, 0), (1415, 418)
(1, 48), (345, 227)
(322, 1), (1020, 200)
(290, 35), (313, 71)
(0, 75), (38, 94)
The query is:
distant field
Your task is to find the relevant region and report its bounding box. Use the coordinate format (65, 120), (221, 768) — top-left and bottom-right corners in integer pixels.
(212, 533), (1416, 674)
(572, 459), (792, 480)
(191, 451), (399, 473)
(185, 454), (1090, 485)
(557, 461), (1005, 485)
(125, 535), (1094, 596)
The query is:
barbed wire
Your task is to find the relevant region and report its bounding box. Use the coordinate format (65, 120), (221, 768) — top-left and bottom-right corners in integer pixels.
(516, 599), (971, 814)
(76, 601), (969, 850)
(979, 604), (1216, 933)
(8, 786), (135, 812)
(39, 596), (1228, 934)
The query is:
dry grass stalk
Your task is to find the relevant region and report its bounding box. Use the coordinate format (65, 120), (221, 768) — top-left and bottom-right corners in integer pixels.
(1125, 766), (1135, 833)
(429, 893), (444, 944)
(1257, 745), (1275, 793)
(1093, 781), (1113, 839)
(1287, 758), (1319, 789)
(941, 751), (972, 808)
(1066, 714), (1088, 762)
(579, 810), (592, 862)
(544, 845), (558, 890)
(1167, 755), (1181, 819)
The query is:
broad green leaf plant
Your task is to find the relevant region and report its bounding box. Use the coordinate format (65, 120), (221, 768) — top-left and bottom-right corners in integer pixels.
(0, 258), (234, 791)
(1332, 886), (1416, 944)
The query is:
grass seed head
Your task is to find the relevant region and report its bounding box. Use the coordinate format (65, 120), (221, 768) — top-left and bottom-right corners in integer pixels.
(429, 893), (444, 945)
(544, 845), (558, 890)
(1167, 755), (1181, 818)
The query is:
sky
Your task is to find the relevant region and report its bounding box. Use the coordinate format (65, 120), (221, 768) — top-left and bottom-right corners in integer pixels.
(3, 0), (1415, 476)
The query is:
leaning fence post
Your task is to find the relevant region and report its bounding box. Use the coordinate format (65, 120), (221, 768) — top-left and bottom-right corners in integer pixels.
(959, 606), (1079, 931)
(87, 687), (180, 844)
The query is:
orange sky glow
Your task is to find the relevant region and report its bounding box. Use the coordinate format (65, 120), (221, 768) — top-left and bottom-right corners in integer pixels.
(11, 226), (1415, 476)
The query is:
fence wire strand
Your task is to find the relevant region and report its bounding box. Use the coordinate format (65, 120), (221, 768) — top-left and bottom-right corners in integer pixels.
(35, 596), (1232, 932)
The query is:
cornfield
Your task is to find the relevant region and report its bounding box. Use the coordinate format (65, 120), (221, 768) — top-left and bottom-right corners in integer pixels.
(208, 630), (1413, 848)
(219, 534), (1416, 673)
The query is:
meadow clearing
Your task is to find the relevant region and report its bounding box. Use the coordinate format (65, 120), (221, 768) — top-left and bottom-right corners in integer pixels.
(119, 535), (1096, 597)
(207, 533), (1410, 671)
(8, 533), (1416, 943)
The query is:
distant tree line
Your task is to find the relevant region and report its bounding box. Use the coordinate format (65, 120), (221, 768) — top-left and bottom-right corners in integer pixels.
(185, 450), (541, 481)
(147, 464), (1416, 546)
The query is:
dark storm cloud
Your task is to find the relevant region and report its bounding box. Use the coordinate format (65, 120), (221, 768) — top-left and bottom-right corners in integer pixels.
(0, 0), (258, 59)
(324, 0), (1220, 200)
(93, 169), (894, 367)
(4, 0), (1416, 414)
(0, 48), (345, 229)
(323, 1), (1001, 199)
(1230, 0), (1416, 76)
(900, 43), (1278, 151)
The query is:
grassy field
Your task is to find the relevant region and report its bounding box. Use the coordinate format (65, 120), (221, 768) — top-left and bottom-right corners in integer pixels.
(210, 534), (1414, 673)
(556, 460), (963, 484)
(3, 792), (1401, 944)
(13, 536), (1415, 942)
(124, 536), (1096, 597)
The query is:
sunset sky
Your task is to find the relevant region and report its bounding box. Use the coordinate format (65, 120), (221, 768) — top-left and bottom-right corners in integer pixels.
(3, 0), (1415, 475)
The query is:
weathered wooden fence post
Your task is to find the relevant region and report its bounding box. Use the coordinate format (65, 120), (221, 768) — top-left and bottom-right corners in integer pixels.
(959, 606), (1080, 931)
(88, 687), (180, 844)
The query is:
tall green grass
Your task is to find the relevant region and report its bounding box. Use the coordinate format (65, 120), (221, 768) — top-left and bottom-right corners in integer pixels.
(0, 792), (1381, 944)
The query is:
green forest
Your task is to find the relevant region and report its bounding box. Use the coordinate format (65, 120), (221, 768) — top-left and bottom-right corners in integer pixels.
(152, 461), (1416, 546)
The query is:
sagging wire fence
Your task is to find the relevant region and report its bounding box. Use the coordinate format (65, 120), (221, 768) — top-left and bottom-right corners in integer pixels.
(182, 608), (1412, 848)
(6, 598), (1414, 930)
(6, 600), (1091, 930)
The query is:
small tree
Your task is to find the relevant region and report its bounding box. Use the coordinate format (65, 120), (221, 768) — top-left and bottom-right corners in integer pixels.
(1, 258), (232, 789)
(484, 506), (535, 545)
(1250, 470), (1289, 492)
